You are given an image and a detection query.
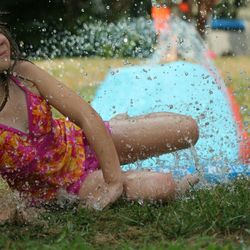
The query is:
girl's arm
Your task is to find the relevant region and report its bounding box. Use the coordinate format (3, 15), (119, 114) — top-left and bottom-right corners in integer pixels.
(15, 61), (122, 185)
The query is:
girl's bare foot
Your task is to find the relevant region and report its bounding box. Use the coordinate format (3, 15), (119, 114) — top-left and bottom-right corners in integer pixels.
(0, 191), (40, 225)
(0, 206), (16, 225)
(0, 191), (17, 225)
(176, 174), (199, 195)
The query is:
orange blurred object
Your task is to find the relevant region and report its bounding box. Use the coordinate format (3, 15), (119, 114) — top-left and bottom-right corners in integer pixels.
(151, 6), (171, 32)
(227, 87), (250, 164)
(205, 50), (217, 60)
(178, 2), (190, 13)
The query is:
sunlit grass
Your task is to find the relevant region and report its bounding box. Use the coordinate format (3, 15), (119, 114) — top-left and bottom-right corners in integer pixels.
(215, 56), (250, 125)
(0, 56), (249, 249)
(36, 57), (141, 89)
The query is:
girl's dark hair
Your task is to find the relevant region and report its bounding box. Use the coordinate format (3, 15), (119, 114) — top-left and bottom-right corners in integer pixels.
(0, 24), (22, 111)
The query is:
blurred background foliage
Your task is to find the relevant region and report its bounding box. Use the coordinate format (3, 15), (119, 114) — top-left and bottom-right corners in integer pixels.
(0, 0), (152, 57)
(0, 0), (249, 58)
(214, 0), (249, 18)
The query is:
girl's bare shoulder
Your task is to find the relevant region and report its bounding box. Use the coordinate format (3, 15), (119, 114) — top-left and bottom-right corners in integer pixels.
(13, 60), (41, 95)
(13, 60), (37, 79)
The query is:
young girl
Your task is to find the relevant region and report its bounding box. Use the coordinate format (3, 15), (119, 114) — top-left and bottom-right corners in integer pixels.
(0, 25), (199, 220)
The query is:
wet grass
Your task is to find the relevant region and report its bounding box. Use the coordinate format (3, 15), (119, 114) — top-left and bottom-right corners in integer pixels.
(0, 56), (249, 249)
(0, 178), (249, 249)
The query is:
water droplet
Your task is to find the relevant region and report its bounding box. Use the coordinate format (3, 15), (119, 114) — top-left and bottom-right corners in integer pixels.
(137, 198), (144, 205)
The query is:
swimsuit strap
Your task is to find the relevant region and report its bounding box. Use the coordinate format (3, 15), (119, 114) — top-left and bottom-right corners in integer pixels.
(10, 75), (35, 96)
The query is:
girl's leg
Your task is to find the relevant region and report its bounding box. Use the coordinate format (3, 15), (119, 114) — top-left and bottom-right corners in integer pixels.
(78, 112), (199, 209)
(123, 171), (199, 201)
(109, 112), (199, 164)
(79, 170), (199, 209)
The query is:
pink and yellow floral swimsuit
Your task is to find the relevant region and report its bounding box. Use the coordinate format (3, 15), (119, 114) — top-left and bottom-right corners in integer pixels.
(0, 76), (106, 203)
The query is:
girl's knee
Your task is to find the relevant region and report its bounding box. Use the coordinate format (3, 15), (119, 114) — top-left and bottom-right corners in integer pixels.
(186, 116), (199, 145)
(162, 114), (199, 146)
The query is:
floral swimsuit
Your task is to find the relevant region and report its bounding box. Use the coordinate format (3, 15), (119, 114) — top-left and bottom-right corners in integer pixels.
(0, 76), (104, 203)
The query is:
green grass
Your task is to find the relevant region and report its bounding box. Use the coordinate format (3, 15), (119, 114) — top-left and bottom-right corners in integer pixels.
(0, 179), (249, 249)
(215, 57), (250, 125)
(1, 56), (250, 249)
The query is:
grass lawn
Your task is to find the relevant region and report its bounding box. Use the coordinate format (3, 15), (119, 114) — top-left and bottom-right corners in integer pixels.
(0, 56), (249, 249)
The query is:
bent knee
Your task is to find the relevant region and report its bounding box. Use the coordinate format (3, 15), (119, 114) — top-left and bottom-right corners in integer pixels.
(186, 116), (199, 145)
(190, 117), (199, 145)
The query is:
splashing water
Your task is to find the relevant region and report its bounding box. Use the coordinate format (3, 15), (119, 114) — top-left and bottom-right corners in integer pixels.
(92, 15), (250, 184)
(146, 15), (248, 183)
(149, 15), (226, 90)
(189, 144), (209, 187)
(13, 16), (248, 207)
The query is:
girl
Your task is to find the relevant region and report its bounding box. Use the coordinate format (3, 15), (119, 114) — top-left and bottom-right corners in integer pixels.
(0, 25), (199, 219)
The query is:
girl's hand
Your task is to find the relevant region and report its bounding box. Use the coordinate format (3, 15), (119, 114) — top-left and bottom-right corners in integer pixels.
(80, 182), (123, 211)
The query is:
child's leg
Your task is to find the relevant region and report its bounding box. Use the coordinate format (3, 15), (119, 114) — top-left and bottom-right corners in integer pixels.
(123, 171), (199, 201)
(109, 112), (199, 164)
(123, 170), (177, 201)
(79, 170), (199, 208)
(79, 112), (199, 209)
